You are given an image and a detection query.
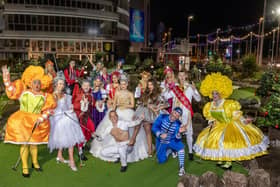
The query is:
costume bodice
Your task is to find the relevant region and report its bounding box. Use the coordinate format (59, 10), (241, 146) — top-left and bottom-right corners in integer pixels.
(19, 91), (45, 114)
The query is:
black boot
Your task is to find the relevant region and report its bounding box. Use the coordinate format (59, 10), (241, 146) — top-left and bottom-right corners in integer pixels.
(120, 166), (127, 172)
(80, 153), (88, 161)
(188, 153), (194, 161)
(22, 173), (30, 178)
(114, 158), (120, 163)
(32, 164), (43, 172)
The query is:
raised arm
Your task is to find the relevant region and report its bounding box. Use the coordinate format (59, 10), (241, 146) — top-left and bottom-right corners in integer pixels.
(2, 65), (24, 100)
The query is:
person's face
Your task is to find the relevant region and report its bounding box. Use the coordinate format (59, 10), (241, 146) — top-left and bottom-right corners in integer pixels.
(112, 75), (118, 83)
(47, 64), (53, 72)
(120, 81), (128, 90)
(142, 74), (149, 82)
(178, 72), (186, 82)
(109, 112), (118, 124)
(170, 110), (181, 122)
(147, 81), (154, 91)
(31, 79), (41, 92)
(82, 82), (90, 93)
(56, 80), (65, 92)
(97, 63), (102, 70)
(212, 91), (221, 102)
(166, 71), (173, 80)
(70, 61), (75, 68)
(102, 67), (107, 74)
(94, 79), (102, 87)
(117, 62), (122, 68)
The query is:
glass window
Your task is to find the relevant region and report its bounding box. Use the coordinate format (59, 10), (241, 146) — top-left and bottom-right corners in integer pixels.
(44, 25), (48, 31)
(82, 2), (86, 8)
(66, 0), (70, 7)
(31, 0), (36, 4)
(50, 16), (55, 24)
(55, 0), (59, 6)
(77, 1), (81, 8)
(72, 0), (76, 7)
(26, 15), (31, 24)
(26, 25), (31, 31)
(44, 16), (49, 24)
(55, 26), (60, 32)
(49, 0), (54, 5)
(43, 0), (48, 5)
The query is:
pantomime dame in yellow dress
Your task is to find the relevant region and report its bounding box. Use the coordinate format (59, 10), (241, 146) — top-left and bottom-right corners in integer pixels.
(2, 65), (56, 177)
(193, 73), (269, 169)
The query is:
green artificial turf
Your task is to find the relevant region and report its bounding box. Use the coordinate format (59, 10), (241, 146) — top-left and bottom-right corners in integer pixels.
(230, 87), (259, 101)
(0, 142), (248, 187)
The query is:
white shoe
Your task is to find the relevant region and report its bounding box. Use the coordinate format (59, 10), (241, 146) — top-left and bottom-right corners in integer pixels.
(69, 165), (77, 171)
(178, 167), (185, 177)
(56, 157), (69, 164)
(172, 152), (178, 158)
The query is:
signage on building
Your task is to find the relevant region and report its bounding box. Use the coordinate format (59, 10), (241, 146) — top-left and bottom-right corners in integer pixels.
(103, 42), (112, 52)
(129, 9), (144, 42)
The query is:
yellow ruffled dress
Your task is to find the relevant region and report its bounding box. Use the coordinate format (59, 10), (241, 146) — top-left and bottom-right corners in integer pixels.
(4, 80), (56, 144)
(193, 99), (269, 161)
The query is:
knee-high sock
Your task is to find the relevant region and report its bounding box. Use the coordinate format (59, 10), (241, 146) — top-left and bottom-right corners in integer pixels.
(186, 134), (193, 153)
(29, 145), (39, 168)
(178, 149), (185, 168)
(20, 145), (29, 174)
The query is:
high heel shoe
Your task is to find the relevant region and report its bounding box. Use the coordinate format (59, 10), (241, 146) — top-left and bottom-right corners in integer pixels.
(56, 157), (69, 164)
(68, 163), (77, 171)
(31, 164), (43, 172)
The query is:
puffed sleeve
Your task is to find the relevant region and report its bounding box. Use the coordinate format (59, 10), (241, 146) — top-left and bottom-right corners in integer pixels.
(203, 102), (215, 123)
(224, 100), (243, 120)
(5, 79), (24, 100)
(40, 93), (57, 121)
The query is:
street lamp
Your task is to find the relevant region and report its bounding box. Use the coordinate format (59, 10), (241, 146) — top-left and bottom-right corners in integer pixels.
(259, 0), (267, 65)
(273, 7), (280, 64)
(186, 15), (193, 57)
(257, 17), (264, 63)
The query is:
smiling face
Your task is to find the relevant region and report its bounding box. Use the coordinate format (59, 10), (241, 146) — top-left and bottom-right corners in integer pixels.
(69, 61), (75, 68)
(212, 90), (221, 102)
(82, 81), (91, 93)
(147, 81), (154, 92)
(120, 80), (128, 90)
(94, 78), (102, 87)
(112, 74), (119, 84)
(31, 79), (41, 92)
(178, 72), (186, 83)
(170, 110), (181, 122)
(56, 79), (65, 92)
(109, 111), (118, 124)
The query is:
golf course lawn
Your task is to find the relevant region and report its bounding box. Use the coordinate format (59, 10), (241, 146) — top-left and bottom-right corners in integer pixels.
(0, 142), (248, 187)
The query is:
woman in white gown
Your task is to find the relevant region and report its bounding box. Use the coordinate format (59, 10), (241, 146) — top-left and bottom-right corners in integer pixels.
(48, 72), (85, 171)
(90, 74), (149, 162)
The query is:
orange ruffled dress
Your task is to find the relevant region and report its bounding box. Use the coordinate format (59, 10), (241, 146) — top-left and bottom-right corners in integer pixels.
(4, 80), (56, 145)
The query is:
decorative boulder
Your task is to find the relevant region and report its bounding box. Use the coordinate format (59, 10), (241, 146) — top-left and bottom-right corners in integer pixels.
(199, 171), (222, 187)
(178, 173), (199, 187)
(248, 169), (270, 187)
(222, 171), (248, 187)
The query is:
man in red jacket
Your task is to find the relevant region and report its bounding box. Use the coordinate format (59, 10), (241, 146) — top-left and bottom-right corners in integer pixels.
(72, 79), (95, 161)
(64, 60), (84, 94)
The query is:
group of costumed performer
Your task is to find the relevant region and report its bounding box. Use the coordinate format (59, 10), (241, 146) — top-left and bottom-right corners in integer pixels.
(161, 67), (201, 160)
(90, 74), (149, 162)
(48, 71), (85, 171)
(2, 65), (56, 177)
(194, 72), (269, 169)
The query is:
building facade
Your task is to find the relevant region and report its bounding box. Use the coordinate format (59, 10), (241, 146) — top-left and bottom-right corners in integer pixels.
(0, 0), (129, 61)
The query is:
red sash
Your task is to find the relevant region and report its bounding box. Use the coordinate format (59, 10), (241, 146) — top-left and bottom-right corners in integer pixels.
(170, 85), (194, 117)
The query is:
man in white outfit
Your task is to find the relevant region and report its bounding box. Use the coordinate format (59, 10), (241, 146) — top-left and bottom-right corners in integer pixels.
(161, 71), (201, 160)
(100, 110), (144, 172)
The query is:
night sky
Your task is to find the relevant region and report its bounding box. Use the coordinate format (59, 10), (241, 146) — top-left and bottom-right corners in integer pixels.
(150, 0), (271, 38)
